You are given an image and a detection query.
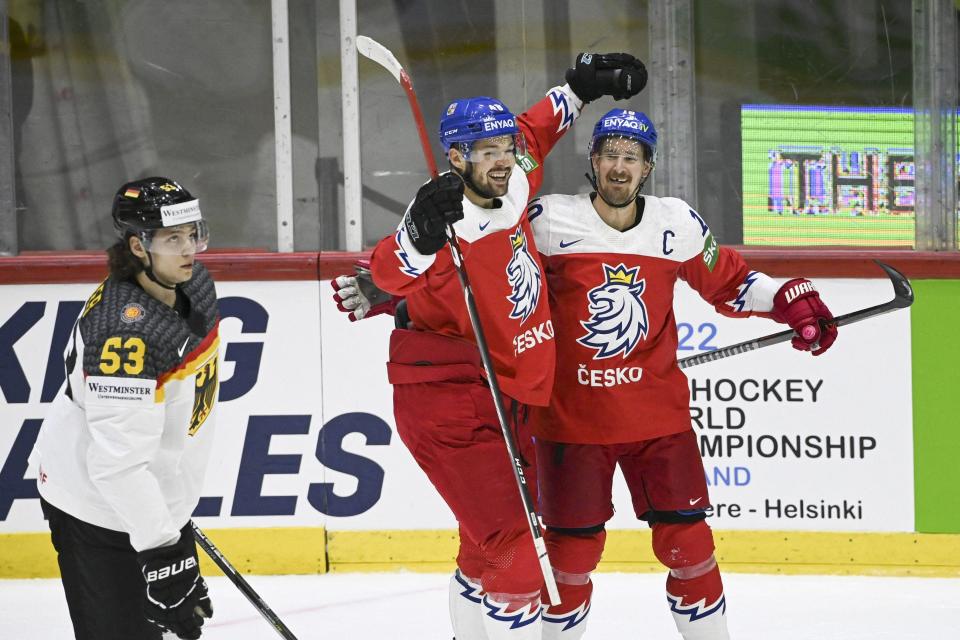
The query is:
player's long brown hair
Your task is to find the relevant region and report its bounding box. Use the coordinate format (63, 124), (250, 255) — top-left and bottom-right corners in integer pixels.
(106, 238), (144, 280)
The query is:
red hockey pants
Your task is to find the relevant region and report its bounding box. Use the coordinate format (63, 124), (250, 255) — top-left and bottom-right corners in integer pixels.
(387, 329), (542, 595)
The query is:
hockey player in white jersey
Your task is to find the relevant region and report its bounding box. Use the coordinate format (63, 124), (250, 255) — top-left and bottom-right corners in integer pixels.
(30, 177), (221, 640)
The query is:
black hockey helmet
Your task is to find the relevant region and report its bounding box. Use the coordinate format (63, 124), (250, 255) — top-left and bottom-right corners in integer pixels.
(112, 177), (208, 254)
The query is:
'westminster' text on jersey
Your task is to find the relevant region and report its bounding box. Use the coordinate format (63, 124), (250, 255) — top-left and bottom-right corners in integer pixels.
(31, 263), (220, 551)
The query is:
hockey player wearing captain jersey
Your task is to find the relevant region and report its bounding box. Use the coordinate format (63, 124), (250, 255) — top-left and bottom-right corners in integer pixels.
(331, 54), (647, 639)
(335, 106), (838, 639)
(30, 178), (220, 640)
(528, 109), (837, 640)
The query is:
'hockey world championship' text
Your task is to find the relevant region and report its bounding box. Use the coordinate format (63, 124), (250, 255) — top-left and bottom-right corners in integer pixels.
(691, 375), (875, 525)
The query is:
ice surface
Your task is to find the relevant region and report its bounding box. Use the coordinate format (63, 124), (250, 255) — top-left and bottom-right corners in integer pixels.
(2, 571), (957, 639)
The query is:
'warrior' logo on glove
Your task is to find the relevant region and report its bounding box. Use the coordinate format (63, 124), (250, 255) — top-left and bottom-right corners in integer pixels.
(578, 263), (649, 359)
(505, 227), (542, 325)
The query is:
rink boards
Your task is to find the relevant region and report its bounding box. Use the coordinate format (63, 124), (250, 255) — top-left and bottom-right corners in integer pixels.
(0, 259), (958, 578)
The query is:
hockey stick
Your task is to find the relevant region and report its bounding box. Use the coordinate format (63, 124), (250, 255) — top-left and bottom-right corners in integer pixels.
(355, 36), (438, 178)
(356, 35), (562, 606)
(192, 523), (299, 640)
(678, 261), (913, 369)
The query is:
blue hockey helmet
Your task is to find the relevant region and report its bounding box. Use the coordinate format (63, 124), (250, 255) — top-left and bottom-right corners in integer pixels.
(589, 109), (658, 166)
(439, 97), (524, 157)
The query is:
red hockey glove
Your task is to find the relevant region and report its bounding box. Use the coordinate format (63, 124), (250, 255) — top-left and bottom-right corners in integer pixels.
(771, 278), (838, 356)
(331, 260), (398, 322)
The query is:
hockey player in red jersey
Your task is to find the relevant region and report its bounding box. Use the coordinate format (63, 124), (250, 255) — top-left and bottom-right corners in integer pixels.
(347, 55), (647, 640)
(528, 109), (837, 640)
(334, 105), (837, 638)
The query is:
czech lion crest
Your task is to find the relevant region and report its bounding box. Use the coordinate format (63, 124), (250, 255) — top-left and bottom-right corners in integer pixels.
(505, 227), (541, 324)
(577, 263), (648, 358)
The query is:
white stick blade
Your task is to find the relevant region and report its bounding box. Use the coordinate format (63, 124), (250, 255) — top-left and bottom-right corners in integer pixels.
(540, 553), (562, 605)
(356, 35), (403, 83)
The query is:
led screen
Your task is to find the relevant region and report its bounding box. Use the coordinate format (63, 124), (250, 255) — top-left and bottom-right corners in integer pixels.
(741, 105), (959, 246)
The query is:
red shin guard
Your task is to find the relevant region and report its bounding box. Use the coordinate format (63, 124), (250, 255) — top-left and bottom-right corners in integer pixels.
(653, 519), (729, 639)
(652, 521), (714, 570)
(653, 520), (723, 605)
(543, 528), (604, 618)
(666, 562), (724, 609)
(545, 528), (606, 575)
(541, 529), (603, 637)
(456, 529), (484, 582)
(480, 528), (545, 597)
(544, 579), (592, 626)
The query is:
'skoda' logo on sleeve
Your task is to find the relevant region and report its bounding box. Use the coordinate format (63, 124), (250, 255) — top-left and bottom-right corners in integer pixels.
(702, 233), (719, 271)
(505, 227), (542, 325)
(577, 263), (649, 359)
(517, 152), (539, 174)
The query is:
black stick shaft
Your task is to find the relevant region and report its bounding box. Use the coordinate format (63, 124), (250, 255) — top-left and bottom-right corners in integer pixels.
(355, 33), (559, 602)
(447, 235), (537, 509)
(191, 523), (299, 640)
(678, 297), (904, 369)
(444, 227), (560, 604)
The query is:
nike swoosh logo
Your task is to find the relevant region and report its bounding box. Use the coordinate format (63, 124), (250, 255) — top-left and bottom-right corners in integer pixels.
(479, 220), (491, 231)
(559, 238), (583, 248)
(177, 337), (191, 358)
(689, 497), (703, 506)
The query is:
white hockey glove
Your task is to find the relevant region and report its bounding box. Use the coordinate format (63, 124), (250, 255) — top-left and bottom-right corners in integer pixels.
(331, 260), (398, 322)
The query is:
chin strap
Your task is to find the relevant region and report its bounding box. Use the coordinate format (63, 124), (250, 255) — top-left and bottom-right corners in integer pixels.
(142, 253), (177, 291)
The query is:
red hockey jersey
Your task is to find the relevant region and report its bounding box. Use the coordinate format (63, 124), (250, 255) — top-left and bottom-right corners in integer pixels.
(528, 193), (781, 443)
(370, 85), (584, 406)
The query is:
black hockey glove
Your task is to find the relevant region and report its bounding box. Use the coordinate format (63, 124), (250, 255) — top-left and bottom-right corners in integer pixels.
(403, 173), (465, 255)
(565, 52), (648, 103)
(138, 527), (213, 640)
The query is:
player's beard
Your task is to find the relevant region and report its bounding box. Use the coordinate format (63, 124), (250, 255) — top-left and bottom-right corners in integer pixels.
(466, 162), (512, 200)
(598, 170), (640, 208)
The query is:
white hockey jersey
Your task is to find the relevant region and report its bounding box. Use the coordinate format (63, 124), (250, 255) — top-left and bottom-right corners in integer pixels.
(31, 263), (220, 551)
